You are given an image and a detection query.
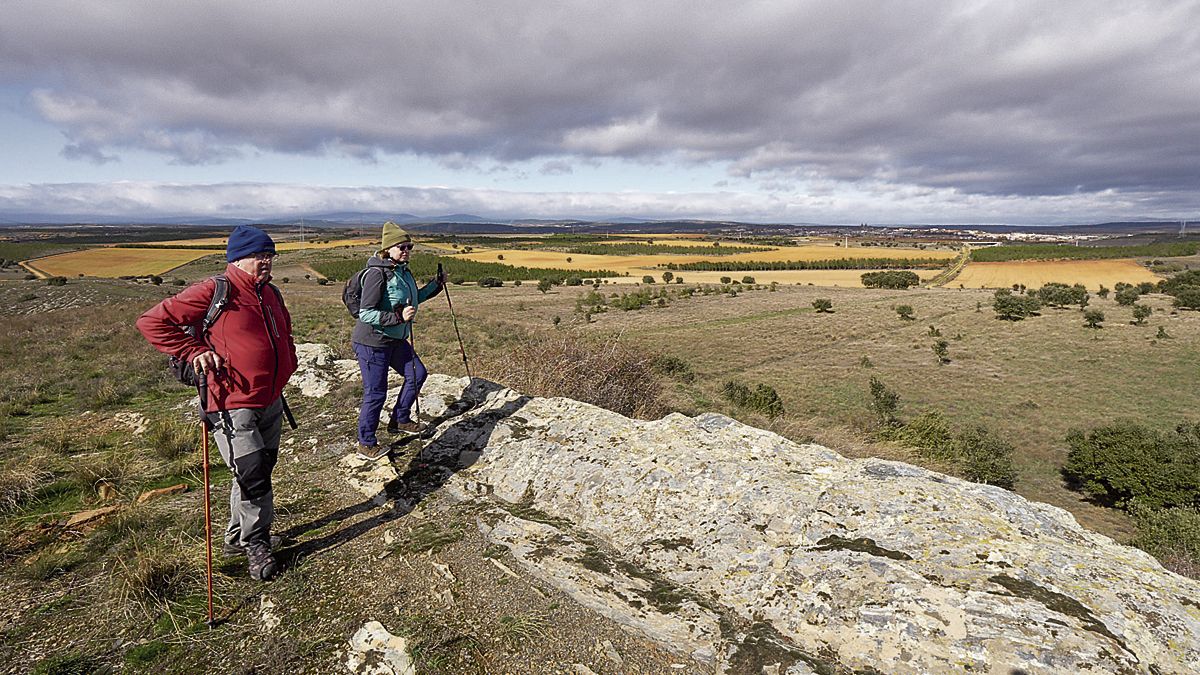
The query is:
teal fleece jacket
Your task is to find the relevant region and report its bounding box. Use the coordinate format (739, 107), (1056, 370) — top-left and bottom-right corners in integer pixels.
(351, 256), (442, 346)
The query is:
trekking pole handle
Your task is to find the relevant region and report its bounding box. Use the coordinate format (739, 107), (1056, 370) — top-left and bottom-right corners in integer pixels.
(196, 366), (210, 430)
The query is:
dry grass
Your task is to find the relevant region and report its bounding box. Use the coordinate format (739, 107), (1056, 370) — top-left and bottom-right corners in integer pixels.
(476, 330), (666, 420)
(954, 259), (1160, 290)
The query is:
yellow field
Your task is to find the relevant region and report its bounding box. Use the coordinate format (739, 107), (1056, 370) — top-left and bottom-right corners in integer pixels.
(599, 268), (941, 286)
(26, 247), (219, 278)
(23, 238), (374, 278)
(453, 244), (955, 281)
(145, 237), (372, 250)
(953, 259), (1160, 290)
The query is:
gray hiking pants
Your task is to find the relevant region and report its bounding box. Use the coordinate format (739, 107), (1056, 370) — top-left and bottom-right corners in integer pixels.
(206, 398), (283, 548)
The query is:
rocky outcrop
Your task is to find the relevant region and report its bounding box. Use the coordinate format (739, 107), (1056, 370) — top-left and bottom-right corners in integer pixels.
(309, 350), (1200, 674)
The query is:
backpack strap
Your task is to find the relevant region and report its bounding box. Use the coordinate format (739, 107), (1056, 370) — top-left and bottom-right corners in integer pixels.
(199, 275), (229, 334)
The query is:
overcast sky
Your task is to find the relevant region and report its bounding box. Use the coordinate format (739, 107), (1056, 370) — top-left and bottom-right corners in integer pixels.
(2, 1), (1198, 225)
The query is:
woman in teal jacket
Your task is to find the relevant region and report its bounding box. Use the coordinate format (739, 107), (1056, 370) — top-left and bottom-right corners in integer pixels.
(351, 222), (443, 459)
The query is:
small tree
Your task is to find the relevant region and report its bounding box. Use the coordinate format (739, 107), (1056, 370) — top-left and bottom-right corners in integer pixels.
(812, 298), (833, 313)
(993, 289), (1040, 320)
(868, 377), (901, 427)
(741, 276), (756, 285)
(932, 339), (950, 364)
(895, 305), (915, 321)
(661, 271), (674, 284)
(642, 275), (655, 284)
(1131, 304), (1152, 325)
(1115, 286), (1140, 306)
(1157, 326), (1171, 339)
(720, 276), (732, 285)
(497, 254), (505, 260)
(1097, 285), (1110, 299)
(1083, 309), (1105, 329)
(537, 278), (553, 294)
(1172, 287), (1200, 310)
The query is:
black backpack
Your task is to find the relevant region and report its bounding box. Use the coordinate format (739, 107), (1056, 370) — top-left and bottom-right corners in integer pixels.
(168, 275), (230, 386)
(342, 267), (385, 319)
(167, 275), (285, 386)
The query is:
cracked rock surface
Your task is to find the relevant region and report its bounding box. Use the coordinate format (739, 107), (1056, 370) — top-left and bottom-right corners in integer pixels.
(308, 344), (1200, 673)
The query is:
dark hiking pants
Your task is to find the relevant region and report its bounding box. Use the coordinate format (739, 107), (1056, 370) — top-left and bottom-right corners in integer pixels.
(354, 340), (427, 446)
(206, 397), (283, 548)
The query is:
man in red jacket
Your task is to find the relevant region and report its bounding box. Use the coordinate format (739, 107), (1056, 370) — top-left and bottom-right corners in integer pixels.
(137, 225), (298, 581)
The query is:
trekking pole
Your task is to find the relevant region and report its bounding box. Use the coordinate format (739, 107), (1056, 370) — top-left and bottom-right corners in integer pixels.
(409, 307), (421, 421)
(196, 370), (215, 628)
(438, 263), (472, 378)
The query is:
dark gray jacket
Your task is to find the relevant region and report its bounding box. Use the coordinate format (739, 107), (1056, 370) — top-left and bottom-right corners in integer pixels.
(350, 255), (442, 348)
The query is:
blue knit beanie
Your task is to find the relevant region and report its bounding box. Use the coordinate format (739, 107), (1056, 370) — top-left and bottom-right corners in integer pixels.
(226, 225), (276, 262)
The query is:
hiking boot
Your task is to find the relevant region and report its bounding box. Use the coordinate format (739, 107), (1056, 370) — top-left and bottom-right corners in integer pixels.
(222, 535), (282, 558)
(246, 541), (277, 581)
(387, 420), (425, 436)
(357, 443), (390, 461)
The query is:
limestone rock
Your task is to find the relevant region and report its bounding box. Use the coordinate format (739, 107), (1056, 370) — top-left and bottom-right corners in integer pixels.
(63, 505), (121, 528)
(392, 374), (1200, 674)
(344, 621), (415, 675)
(339, 452), (399, 506)
(135, 483), (188, 504)
(291, 342), (359, 398)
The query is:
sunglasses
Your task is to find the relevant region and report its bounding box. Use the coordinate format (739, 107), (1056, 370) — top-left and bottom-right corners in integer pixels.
(251, 252), (278, 261)
(396, 244), (414, 251)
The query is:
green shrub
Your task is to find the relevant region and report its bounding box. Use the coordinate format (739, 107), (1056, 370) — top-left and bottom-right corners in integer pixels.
(720, 380), (784, 418)
(479, 276), (504, 288)
(741, 276), (756, 285)
(1083, 309), (1104, 329)
(565, 276), (582, 286)
(895, 305), (915, 320)
(46, 276), (67, 286)
(812, 298), (833, 313)
(1129, 504), (1200, 578)
(862, 270), (921, 289)
(1131, 304), (1151, 325)
(1063, 422), (1200, 510)
(1171, 286), (1200, 310)
(956, 426), (1018, 489)
(1115, 286), (1140, 306)
(651, 355), (695, 383)
(992, 289), (1041, 320)
(641, 275), (655, 284)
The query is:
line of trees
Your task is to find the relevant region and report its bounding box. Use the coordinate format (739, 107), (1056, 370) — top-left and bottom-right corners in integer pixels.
(312, 254), (618, 283)
(663, 257), (946, 271)
(971, 242), (1200, 262)
(861, 270), (921, 289)
(565, 243), (768, 256)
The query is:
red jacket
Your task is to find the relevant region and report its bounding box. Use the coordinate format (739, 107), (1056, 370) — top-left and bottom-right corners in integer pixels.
(137, 264), (298, 412)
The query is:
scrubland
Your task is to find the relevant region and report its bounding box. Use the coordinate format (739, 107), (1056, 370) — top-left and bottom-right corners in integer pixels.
(1, 241), (1197, 672)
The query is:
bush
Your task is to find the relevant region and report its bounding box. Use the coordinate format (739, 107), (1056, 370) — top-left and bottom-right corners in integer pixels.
(642, 275), (655, 284)
(1171, 287), (1200, 310)
(868, 377), (900, 426)
(316, 278), (329, 286)
(992, 289), (1041, 320)
(1083, 309), (1104, 329)
(537, 278), (552, 293)
(46, 276), (67, 286)
(1063, 421), (1200, 510)
(895, 305), (915, 321)
(932, 339), (950, 364)
(956, 426), (1018, 489)
(719, 276), (732, 285)
(812, 298), (833, 313)
(478, 333), (664, 419)
(861, 270), (921, 289)
(565, 276), (582, 286)
(651, 355), (695, 383)
(146, 418), (200, 461)
(741, 276), (756, 285)
(1129, 504), (1200, 578)
(1036, 282), (1087, 308)
(1115, 286), (1140, 306)
(479, 277), (504, 288)
(720, 380), (784, 418)
(1131, 304), (1151, 325)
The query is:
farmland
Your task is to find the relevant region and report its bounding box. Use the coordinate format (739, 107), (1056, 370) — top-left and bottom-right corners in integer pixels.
(952, 259), (1160, 290)
(20, 237), (373, 278)
(23, 247), (220, 278)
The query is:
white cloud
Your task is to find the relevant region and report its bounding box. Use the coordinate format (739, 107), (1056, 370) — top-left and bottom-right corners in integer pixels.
(1, 1), (1198, 221)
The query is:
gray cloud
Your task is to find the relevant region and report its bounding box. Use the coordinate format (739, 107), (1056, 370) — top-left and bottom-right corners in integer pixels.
(2, 1), (1199, 215)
